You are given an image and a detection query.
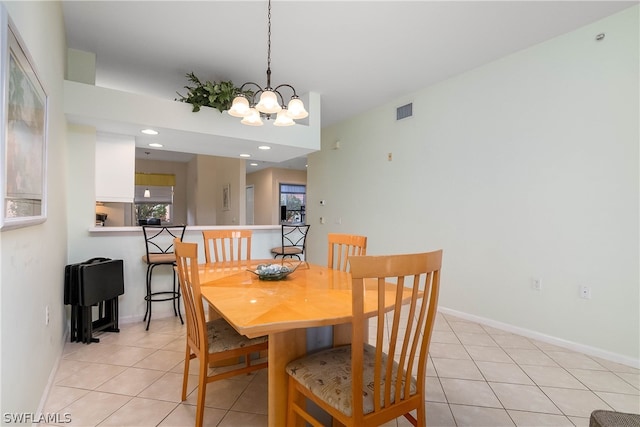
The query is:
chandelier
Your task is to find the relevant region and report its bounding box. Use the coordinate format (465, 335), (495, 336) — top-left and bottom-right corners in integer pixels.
(228, 0), (308, 126)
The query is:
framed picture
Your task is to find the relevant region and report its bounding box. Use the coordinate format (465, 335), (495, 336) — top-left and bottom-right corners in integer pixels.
(222, 183), (230, 211)
(0, 6), (48, 230)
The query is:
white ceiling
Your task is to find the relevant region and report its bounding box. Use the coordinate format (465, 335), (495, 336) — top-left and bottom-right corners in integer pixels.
(62, 1), (636, 169)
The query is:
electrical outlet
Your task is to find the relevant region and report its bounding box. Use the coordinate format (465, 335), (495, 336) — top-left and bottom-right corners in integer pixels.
(45, 305), (50, 325)
(580, 285), (591, 299)
(532, 278), (542, 291)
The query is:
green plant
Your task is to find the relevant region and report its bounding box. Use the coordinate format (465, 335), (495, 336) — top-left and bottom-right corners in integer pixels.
(176, 72), (247, 113)
(136, 204), (168, 222)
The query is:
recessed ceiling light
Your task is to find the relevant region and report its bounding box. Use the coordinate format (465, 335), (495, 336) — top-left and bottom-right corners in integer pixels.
(141, 129), (158, 135)
(250, 162), (258, 166)
(148, 143), (163, 148)
(240, 153), (251, 158)
(258, 145), (271, 150)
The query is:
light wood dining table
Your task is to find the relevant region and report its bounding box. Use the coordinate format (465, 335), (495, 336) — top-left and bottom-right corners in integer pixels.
(198, 259), (412, 427)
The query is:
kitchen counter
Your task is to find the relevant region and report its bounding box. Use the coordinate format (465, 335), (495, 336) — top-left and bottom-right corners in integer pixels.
(88, 224), (280, 233)
(76, 225), (286, 323)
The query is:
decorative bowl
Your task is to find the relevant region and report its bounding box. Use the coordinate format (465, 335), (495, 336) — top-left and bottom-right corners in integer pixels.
(248, 262), (300, 281)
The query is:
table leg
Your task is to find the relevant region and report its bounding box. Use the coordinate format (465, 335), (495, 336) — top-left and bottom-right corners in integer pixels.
(333, 322), (351, 346)
(334, 319), (369, 346)
(269, 328), (307, 427)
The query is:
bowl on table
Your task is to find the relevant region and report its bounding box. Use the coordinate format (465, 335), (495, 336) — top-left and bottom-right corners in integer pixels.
(248, 261), (301, 280)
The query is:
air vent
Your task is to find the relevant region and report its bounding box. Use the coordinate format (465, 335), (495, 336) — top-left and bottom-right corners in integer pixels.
(396, 103), (413, 120)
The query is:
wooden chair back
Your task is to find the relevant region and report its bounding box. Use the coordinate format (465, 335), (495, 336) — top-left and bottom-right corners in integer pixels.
(174, 239), (207, 360)
(174, 238), (268, 427)
(202, 229), (252, 263)
(327, 233), (367, 271)
(347, 250), (443, 426)
(286, 250), (442, 426)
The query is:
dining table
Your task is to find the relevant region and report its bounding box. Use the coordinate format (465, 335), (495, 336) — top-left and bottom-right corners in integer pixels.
(198, 259), (413, 427)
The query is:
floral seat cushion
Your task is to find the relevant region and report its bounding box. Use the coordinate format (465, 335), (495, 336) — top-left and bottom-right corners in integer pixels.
(286, 343), (417, 417)
(206, 318), (267, 353)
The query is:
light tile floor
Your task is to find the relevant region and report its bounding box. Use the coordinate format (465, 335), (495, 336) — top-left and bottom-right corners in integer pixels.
(43, 313), (639, 427)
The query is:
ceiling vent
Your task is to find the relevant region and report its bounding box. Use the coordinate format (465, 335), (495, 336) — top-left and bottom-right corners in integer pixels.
(396, 103), (413, 120)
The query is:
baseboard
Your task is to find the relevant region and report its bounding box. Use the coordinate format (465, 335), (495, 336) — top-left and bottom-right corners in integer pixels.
(438, 306), (640, 369)
(118, 310), (177, 325)
(35, 327), (69, 418)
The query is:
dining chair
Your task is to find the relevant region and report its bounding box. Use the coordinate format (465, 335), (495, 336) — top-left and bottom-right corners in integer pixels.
(202, 229), (252, 263)
(285, 250), (443, 427)
(271, 223), (311, 259)
(141, 224), (186, 330)
(327, 233), (367, 271)
(174, 239), (268, 427)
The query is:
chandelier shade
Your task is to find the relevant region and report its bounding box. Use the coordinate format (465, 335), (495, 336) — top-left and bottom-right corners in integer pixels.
(256, 90), (282, 114)
(240, 108), (264, 126)
(286, 97), (309, 120)
(230, 0), (307, 126)
(228, 95), (250, 118)
(274, 108), (295, 126)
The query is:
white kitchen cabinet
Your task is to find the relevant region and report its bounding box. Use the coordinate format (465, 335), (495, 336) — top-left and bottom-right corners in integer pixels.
(95, 133), (135, 203)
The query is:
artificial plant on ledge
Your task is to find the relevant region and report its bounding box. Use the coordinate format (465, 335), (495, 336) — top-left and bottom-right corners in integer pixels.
(176, 72), (251, 113)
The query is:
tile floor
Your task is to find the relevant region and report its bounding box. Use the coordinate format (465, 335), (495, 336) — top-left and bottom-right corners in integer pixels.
(42, 313), (639, 427)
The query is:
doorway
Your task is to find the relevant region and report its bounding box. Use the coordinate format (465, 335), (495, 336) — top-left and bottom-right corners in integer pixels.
(245, 185), (254, 225)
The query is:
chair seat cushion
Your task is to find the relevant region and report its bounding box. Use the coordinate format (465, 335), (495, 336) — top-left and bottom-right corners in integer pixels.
(286, 343), (416, 417)
(142, 253), (176, 264)
(206, 318), (267, 353)
(589, 410), (640, 427)
(270, 246), (302, 255)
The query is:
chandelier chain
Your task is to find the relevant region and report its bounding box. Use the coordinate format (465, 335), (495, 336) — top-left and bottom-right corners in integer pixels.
(266, 0), (272, 87)
(228, 0), (308, 125)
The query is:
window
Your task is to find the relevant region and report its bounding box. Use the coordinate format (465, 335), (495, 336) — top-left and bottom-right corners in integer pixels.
(134, 185), (173, 224)
(134, 173), (175, 225)
(280, 184), (306, 223)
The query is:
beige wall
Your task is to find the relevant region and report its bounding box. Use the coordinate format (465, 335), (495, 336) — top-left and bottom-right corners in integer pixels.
(1, 0), (68, 415)
(307, 6), (639, 363)
(247, 167), (307, 225)
(188, 155), (245, 225)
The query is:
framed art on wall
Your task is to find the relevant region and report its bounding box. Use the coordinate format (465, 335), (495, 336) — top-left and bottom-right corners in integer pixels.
(222, 183), (230, 211)
(0, 5), (48, 230)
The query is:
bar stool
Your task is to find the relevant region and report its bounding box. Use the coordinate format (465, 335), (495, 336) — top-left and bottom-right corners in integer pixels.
(270, 223), (310, 260)
(141, 224), (186, 330)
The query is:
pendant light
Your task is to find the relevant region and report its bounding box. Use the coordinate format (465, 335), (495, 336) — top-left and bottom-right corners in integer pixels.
(228, 0), (308, 126)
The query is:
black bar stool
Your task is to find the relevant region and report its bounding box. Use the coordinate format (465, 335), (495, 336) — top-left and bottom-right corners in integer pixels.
(141, 225), (186, 330)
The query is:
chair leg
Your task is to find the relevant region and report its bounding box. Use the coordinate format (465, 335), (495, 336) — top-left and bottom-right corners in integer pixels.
(144, 264), (154, 330)
(287, 377), (317, 427)
(173, 267), (184, 324)
(143, 264), (150, 322)
(415, 404), (425, 427)
(286, 376), (297, 426)
(195, 358), (208, 427)
(181, 346), (191, 401)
